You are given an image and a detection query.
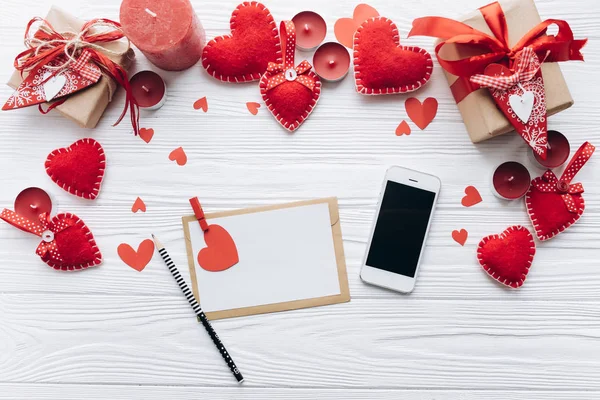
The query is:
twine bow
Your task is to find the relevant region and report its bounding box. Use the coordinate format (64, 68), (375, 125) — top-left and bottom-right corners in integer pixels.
(470, 47), (545, 90)
(533, 142), (595, 213)
(265, 21), (316, 92)
(14, 17), (140, 135)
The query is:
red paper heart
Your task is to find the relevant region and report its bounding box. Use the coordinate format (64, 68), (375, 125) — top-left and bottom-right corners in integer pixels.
(334, 4), (380, 48)
(477, 225), (536, 289)
(197, 225), (239, 272)
(45, 138), (105, 200)
(131, 197), (146, 213)
(246, 101), (261, 115)
(118, 239), (155, 272)
(452, 229), (468, 246)
(169, 147), (187, 166)
(139, 128), (154, 143)
(395, 120), (411, 136)
(202, 2), (282, 82)
(354, 17), (433, 95)
(405, 97), (438, 130)
(193, 97), (208, 112)
(461, 186), (483, 207)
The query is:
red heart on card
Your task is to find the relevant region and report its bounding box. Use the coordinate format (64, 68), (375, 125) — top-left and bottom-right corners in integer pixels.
(334, 4), (380, 48)
(198, 225), (239, 272)
(169, 147), (187, 166)
(139, 128), (154, 143)
(118, 239), (155, 272)
(452, 229), (468, 246)
(477, 225), (536, 289)
(202, 2), (282, 82)
(405, 97), (438, 130)
(354, 17), (433, 95)
(461, 186), (483, 207)
(45, 138), (105, 200)
(45, 213), (102, 271)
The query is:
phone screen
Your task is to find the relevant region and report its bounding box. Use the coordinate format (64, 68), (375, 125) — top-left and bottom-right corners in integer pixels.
(366, 181), (436, 278)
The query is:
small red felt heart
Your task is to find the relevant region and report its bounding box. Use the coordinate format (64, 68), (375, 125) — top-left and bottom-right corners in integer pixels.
(118, 239), (154, 272)
(395, 120), (411, 136)
(452, 229), (468, 246)
(354, 17), (433, 95)
(477, 225), (536, 289)
(202, 2), (282, 82)
(405, 97), (438, 130)
(139, 128), (154, 143)
(197, 225), (239, 272)
(45, 138), (105, 200)
(169, 147), (187, 166)
(461, 186), (483, 207)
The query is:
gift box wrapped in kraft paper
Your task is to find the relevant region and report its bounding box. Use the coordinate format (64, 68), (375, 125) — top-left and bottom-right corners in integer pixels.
(409, 0), (586, 144)
(7, 6), (135, 129)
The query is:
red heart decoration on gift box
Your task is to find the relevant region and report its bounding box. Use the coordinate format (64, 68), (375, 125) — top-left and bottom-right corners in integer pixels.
(45, 138), (105, 200)
(353, 17), (433, 95)
(197, 225), (239, 272)
(202, 2), (282, 82)
(477, 225), (536, 289)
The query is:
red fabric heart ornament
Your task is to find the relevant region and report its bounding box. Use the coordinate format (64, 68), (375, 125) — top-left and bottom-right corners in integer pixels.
(526, 142), (595, 241)
(477, 225), (536, 289)
(259, 21), (322, 132)
(353, 17), (433, 95)
(202, 2), (282, 82)
(45, 138), (105, 200)
(0, 209), (102, 271)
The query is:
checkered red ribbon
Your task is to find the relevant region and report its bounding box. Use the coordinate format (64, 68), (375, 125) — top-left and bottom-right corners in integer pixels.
(71, 49), (102, 81)
(470, 47), (542, 90)
(533, 142), (595, 213)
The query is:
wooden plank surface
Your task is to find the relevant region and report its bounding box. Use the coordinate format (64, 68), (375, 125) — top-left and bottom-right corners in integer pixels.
(0, 0), (599, 398)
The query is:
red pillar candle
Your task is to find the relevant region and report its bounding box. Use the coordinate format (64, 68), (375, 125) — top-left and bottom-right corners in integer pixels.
(313, 42), (351, 82)
(120, 0), (205, 71)
(14, 187), (52, 222)
(529, 130), (571, 169)
(491, 162), (531, 200)
(292, 11), (327, 51)
(130, 70), (167, 110)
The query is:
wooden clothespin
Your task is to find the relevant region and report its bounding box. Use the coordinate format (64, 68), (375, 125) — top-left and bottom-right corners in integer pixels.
(189, 197), (209, 232)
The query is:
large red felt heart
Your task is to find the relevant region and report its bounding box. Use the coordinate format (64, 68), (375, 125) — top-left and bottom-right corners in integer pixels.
(202, 2), (282, 82)
(45, 138), (105, 200)
(197, 224), (239, 272)
(353, 17), (433, 95)
(477, 225), (536, 289)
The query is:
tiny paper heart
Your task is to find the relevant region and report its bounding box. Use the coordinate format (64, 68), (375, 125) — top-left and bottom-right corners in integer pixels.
(197, 224), (239, 272)
(452, 229), (468, 246)
(193, 97), (208, 112)
(118, 239), (155, 272)
(132, 197), (146, 213)
(45, 138), (106, 200)
(246, 102), (261, 115)
(334, 3), (379, 48)
(461, 186), (482, 207)
(354, 17), (433, 95)
(477, 225), (536, 289)
(405, 97), (438, 130)
(42, 71), (67, 101)
(509, 91), (535, 123)
(395, 120), (411, 136)
(202, 2), (281, 82)
(169, 147), (187, 166)
(139, 128), (154, 143)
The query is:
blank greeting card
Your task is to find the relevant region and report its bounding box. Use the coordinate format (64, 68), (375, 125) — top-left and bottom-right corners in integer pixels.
(182, 198), (350, 320)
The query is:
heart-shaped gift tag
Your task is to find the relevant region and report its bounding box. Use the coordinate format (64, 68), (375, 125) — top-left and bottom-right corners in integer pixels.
(353, 17), (433, 95)
(45, 138), (106, 200)
(202, 2), (282, 82)
(259, 21), (322, 132)
(42, 71), (67, 101)
(477, 225), (536, 289)
(526, 142), (595, 241)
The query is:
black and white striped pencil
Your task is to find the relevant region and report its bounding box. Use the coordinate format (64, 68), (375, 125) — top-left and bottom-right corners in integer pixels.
(152, 234), (244, 383)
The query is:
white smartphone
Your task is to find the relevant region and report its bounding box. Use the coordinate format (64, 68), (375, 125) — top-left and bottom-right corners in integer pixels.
(360, 166), (441, 293)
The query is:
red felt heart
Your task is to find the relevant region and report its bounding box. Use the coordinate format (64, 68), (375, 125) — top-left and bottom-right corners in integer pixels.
(197, 224), (239, 272)
(353, 17), (433, 95)
(45, 138), (105, 200)
(202, 2), (282, 82)
(477, 225), (536, 289)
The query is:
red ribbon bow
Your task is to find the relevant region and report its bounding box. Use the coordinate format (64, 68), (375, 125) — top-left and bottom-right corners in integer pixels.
(14, 17), (140, 135)
(533, 142), (595, 213)
(0, 209), (71, 261)
(265, 21), (317, 92)
(470, 47), (544, 90)
(408, 1), (587, 103)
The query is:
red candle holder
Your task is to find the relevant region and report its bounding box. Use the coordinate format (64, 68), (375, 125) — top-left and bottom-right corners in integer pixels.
(14, 187), (53, 222)
(292, 11), (327, 51)
(491, 162), (531, 200)
(130, 70), (167, 110)
(529, 130), (571, 169)
(313, 42), (351, 82)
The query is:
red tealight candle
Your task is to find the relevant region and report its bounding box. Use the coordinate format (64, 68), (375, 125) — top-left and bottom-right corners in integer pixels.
(530, 130), (571, 169)
(313, 42), (351, 82)
(14, 187), (52, 222)
(130, 71), (167, 110)
(491, 162), (531, 200)
(292, 11), (327, 51)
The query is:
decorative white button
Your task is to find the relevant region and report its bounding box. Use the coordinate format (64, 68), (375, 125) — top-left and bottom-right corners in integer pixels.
(42, 230), (54, 242)
(285, 69), (297, 81)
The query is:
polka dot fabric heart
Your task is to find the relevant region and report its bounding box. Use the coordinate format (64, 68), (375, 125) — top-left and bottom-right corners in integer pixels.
(526, 142), (595, 241)
(353, 17), (433, 95)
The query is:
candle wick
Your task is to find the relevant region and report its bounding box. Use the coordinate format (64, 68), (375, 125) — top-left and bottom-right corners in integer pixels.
(328, 60), (336, 67)
(30, 204), (38, 210)
(304, 23), (310, 33)
(145, 8), (157, 18)
(507, 176), (515, 183)
(547, 143), (552, 151)
(141, 85), (150, 93)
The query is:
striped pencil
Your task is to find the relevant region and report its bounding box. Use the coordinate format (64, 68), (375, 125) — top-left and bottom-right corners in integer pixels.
(152, 234), (244, 383)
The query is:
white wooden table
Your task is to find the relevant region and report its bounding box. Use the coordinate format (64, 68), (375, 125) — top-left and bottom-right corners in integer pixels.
(1, 0), (599, 398)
